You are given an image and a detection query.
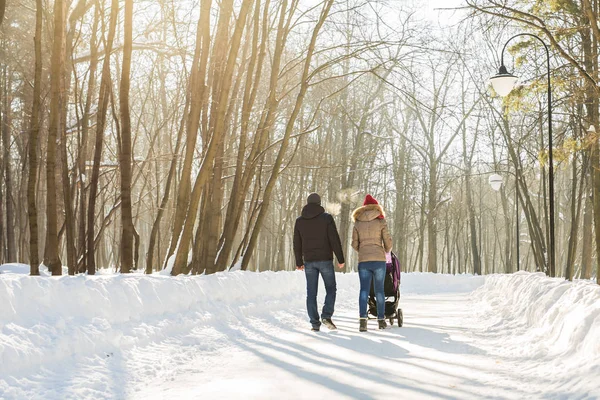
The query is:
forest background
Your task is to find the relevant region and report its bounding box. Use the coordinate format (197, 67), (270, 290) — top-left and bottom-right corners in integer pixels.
(0, 0), (599, 283)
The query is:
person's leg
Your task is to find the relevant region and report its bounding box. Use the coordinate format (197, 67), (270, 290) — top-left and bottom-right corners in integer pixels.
(304, 262), (320, 329)
(319, 261), (336, 320)
(373, 261), (387, 320)
(358, 262), (374, 318)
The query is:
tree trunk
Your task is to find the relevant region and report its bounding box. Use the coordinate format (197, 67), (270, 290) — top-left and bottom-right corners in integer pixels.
(427, 160), (438, 273)
(215, 0), (286, 274)
(593, 139), (600, 285)
(461, 93), (480, 275)
(77, 3), (100, 273)
(119, 0), (136, 273)
(580, 5), (600, 284)
(146, 103), (187, 274)
(44, 0), (66, 275)
(566, 146), (587, 280)
(171, 0), (252, 275)
(87, 0), (119, 274)
(581, 189), (594, 279)
(59, 102), (77, 274)
(198, 0), (250, 273)
(213, 0), (268, 274)
(28, 0), (43, 274)
(2, 67), (15, 262)
(391, 123), (410, 272)
(163, 0), (213, 269)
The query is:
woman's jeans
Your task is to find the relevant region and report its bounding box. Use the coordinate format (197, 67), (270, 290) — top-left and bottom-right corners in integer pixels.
(304, 261), (337, 328)
(358, 261), (386, 319)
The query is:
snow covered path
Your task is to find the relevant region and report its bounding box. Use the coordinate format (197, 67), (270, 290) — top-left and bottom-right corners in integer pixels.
(1, 270), (599, 399)
(131, 293), (522, 400)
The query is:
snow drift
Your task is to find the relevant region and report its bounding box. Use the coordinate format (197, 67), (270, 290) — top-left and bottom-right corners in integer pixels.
(471, 272), (600, 395)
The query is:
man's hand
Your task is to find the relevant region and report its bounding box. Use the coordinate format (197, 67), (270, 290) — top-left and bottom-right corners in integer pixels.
(296, 265), (305, 271)
(337, 263), (345, 270)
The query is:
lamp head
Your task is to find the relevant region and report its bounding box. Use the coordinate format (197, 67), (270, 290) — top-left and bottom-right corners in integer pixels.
(490, 65), (518, 97)
(489, 173), (503, 192)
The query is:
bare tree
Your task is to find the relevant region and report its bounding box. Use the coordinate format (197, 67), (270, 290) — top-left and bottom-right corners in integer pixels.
(87, 0), (119, 275)
(44, 0), (67, 275)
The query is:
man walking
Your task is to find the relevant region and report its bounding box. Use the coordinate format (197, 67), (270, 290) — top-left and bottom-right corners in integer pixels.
(293, 193), (345, 331)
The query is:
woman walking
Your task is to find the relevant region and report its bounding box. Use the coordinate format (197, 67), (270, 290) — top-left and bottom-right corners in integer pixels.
(352, 194), (393, 331)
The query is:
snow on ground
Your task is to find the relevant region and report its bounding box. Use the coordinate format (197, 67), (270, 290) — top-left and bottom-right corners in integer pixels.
(0, 263), (58, 276)
(0, 269), (598, 399)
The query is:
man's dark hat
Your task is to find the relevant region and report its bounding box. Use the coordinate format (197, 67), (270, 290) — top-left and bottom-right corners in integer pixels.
(307, 193), (321, 205)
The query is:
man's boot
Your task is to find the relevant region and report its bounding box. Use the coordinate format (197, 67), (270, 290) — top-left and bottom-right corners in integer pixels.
(322, 318), (337, 330)
(359, 318), (367, 332)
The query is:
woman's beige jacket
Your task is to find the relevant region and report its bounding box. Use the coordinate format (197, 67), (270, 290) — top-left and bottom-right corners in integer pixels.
(351, 204), (392, 262)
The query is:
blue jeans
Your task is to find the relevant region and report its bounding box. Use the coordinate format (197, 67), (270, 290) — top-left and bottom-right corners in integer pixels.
(358, 261), (386, 319)
(304, 261), (337, 328)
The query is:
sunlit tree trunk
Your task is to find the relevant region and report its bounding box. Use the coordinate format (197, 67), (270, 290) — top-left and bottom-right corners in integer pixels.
(427, 158), (438, 274)
(215, 0), (286, 273)
(565, 142), (587, 281)
(213, 0), (268, 274)
(196, 0), (249, 273)
(87, 0), (118, 274)
(163, 0), (213, 269)
(2, 67), (15, 262)
(27, 0), (43, 274)
(146, 100), (187, 273)
(77, 3), (100, 273)
(44, 0), (66, 275)
(60, 23), (77, 274)
(171, 0), (252, 275)
(462, 111), (480, 275)
(581, 0), (600, 284)
(581, 190), (594, 279)
(118, 0), (136, 273)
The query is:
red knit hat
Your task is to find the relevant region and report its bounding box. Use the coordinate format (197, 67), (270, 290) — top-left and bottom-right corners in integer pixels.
(363, 194), (384, 219)
(363, 194), (378, 206)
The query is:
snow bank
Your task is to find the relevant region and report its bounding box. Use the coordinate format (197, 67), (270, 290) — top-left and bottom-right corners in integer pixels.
(0, 271), (303, 378)
(401, 272), (484, 294)
(0, 263), (39, 275)
(0, 263), (60, 276)
(472, 272), (600, 381)
(0, 271), (480, 325)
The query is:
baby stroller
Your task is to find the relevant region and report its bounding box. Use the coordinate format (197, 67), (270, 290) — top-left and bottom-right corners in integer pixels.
(368, 251), (403, 327)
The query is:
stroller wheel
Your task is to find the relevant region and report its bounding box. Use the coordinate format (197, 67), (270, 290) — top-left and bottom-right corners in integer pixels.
(389, 317), (394, 326)
(398, 309), (403, 327)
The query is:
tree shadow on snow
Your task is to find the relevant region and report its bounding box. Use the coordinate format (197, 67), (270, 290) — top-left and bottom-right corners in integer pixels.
(228, 310), (554, 400)
(221, 318), (484, 400)
(332, 315), (483, 356)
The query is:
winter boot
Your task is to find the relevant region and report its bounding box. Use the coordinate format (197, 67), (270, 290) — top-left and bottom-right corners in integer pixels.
(378, 319), (388, 330)
(311, 326), (320, 332)
(359, 318), (368, 332)
(322, 318), (337, 330)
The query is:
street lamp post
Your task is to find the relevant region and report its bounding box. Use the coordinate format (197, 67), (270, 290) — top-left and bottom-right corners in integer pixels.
(489, 33), (555, 277)
(515, 172), (520, 272)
